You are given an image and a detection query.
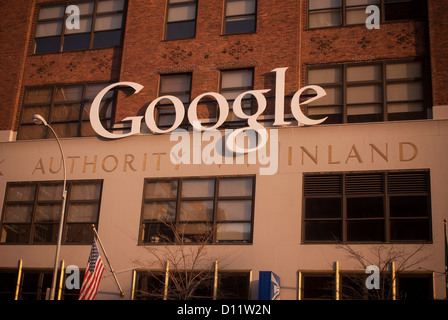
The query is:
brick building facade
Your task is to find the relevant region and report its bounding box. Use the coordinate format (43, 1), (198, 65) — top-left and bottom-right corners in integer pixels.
(0, 0), (447, 301)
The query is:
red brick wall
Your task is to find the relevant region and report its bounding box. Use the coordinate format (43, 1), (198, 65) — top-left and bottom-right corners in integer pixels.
(0, 0), (123, 132)
(299, 0), (430, 80)
(0, 0), (445, 133)
(427, 0), (448, 106)
(0, 0), (35, 131)
(116, 0), (301, 121)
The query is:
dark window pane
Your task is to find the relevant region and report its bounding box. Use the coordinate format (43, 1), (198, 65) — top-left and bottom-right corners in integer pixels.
(347, 220), (384, 242)
(390, 219), (430, 241)
(135, 272), (166, 300)
(305, 198), (341, 219)
(388, 111), (425, 121)
(347, 197), (384, 218)
(143, 223), (175, 243)
(164, 272), (213, 300)
(384, 1), (424, 21)
(341, 273), (367, 300)
(225, 16), (255, 34)
(390, 196), (429, 218)
(302, 275), (334, 300)
(398, 275), (433, 300)
(218, 273), (250, 299)
(348, 113), (383, 123)
(188, 273), (213, 299)
(309, 113), (342, 124)
(304, 220), (341, 241)
(166, 21), (196, 40)
(63, 34), (91, 51)
(65, 224), (95, 244)
(20, 271), (52, 300)
(369, 274), (393, 300)
(32, 223), (58, 243)
(20, 272), (40, 300)
(1, 225), (30, 243)
(39, 273), (52, 300)
(34, 37), (60, 54)
(93, 30), (122, 48)
(0, 272), (17, 300)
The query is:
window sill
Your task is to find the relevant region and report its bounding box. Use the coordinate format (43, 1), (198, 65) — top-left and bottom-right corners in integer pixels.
(30, 45), (122, 56)
(301, 240), (433, 245)
(305, 18), (426, 31)
(220, 31), (257, 36)
(138, 241), (253, 246)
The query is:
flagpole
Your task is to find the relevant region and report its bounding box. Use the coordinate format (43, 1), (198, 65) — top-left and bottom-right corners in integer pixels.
(444, 219), (448, 299)
(91, 225), (125, 297)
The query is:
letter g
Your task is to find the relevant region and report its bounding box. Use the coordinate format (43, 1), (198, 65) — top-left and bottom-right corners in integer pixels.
(90, 82), (144, 139)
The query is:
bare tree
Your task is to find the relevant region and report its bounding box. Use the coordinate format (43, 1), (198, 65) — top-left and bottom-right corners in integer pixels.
(335, 244), (433, 300)
(132, 221), (238, 300)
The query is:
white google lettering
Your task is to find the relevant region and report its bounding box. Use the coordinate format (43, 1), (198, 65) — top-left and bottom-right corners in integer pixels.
(90, 82), (144, 139)
(89, 68), (328, 152)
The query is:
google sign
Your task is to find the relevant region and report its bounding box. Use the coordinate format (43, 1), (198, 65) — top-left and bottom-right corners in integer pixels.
(89, 67), (328, 153)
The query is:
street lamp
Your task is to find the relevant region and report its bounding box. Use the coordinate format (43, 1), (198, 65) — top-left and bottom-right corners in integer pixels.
(32, 114), (67, 300)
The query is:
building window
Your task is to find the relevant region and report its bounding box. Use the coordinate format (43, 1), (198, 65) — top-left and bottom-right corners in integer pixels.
(17, 83), (115, 140)
(340, 272), (394, 299)
(224, 0), (257, 34)
(0, 271), (18, 300)
(306, 59), (426, 124)
(156, 73), (192, 128)
(0, 269), (85, 300)
(308, 0), (342, 28)
(140, 176), (255, 244)
(133, 270), (251, 300)
(340, 272), (370, 300)
(17, 270), (53, 300)
(302, 170), (431, 243)
(165, 0), (197, 40)
(34, 0), (126, 54)
(383, 0), (426, 21)
(397, 273), (434, 300)
(300, 273), (335, 300)
(301, 271), (434, 300)
(307, 0), (426, 29)
(0, 180), (102, 245)
(220, 69), (254, 125)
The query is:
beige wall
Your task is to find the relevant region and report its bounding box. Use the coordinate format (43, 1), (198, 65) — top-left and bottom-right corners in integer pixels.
(0, 119), (447, 299)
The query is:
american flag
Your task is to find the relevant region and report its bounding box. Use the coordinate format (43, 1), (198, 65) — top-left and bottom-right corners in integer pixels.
(79, 240), (104, 300)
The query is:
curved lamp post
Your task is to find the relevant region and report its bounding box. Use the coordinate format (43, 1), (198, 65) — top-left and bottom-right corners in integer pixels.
(32, 114), (67, 300)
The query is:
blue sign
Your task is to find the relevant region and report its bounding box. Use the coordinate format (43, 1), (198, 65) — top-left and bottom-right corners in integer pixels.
(258, 271), (280, 300)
